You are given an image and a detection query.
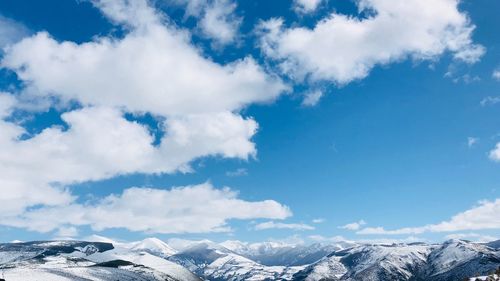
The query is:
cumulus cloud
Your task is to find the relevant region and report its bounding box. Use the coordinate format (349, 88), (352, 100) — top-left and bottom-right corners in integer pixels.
(0, 99), (262, 217)
(173, 0), (241, 45)
(493, 69), (500, 80)
(489, 144), (500, 162)
(357, 199), (500, 235)
(259, 0), (484, 84)
(2, 31), (284, 116)
(0, 0), (289, 233)
(1, 183), (291, 234)
(339, 220), (367, 231)
(0, 15), (29, 49)
(302, 90), (323, 106)
(91, 0), (160, 29)
(254, 221), (315, 231)
(293, 0), (323, 14)
(55, 226), (79, 238)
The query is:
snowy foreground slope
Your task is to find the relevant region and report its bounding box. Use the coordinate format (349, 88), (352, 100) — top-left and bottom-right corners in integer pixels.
(0, 238), (498, 281)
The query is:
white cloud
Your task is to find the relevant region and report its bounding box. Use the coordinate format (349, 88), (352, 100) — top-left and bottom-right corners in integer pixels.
(226, 168), (248, 177)
(293, 0), (323, 14)
(0, 0), (289, 231)
(259, 0), (484, 84)
(173, 0), (241, 45)
(489, 143), (500, 162)
(302, 90), (323, 106)
(0, 15), (29, 49)
(445, 233), (497, 243)
(492, 69), (500, 80)
(480, 96), (500, 107)
(309, 235), (347, 243)
(312, 218), (325, 224)
(357, 199), (500, 235)
(55, 226), (79, 238)
(255, 221), (315, 231)
(0, 99), (264, 218)
(308, 234), (423, 245)
(2, 30), (284, 116)
(90, 0), (160, 29)
(1, 183), (291, 234)
(467, 137), (479, 148)
(339, 220), (366, 231)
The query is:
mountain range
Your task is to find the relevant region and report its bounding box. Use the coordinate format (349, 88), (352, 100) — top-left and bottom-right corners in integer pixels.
(0, 237), (498, 280)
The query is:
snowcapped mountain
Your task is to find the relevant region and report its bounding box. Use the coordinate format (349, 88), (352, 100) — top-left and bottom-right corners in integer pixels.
(0, 238), (498, 281)
(293, 240), (500, 281)
(0, 240), (199, 281)
(221, 240), (354, 266)
(168, 240), (305, 280)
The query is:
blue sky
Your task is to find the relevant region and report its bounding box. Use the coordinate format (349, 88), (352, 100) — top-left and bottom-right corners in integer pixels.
(0, 0), (499, 244)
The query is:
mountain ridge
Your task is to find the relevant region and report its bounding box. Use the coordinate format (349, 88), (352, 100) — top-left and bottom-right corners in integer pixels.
(0, 238), (498, 280)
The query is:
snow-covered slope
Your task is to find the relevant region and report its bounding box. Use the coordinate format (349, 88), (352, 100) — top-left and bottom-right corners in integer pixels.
(168, 240), (305, 280)
(424, 240), (500, 281)
(0, 238), (498, 281)
(468, 274), (499, 281)
(126, 237), (177, 258)
(0, 240), (200, 281)
(293, 240), (500, 281)
(221, 240), (355, 266)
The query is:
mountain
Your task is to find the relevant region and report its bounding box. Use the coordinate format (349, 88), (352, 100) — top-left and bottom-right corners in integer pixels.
(0, 240), (200, 281)
(0, 238), (498, 281)
(221, 240), (355, 266)
(126, 237), (177, 258)
(168, 240), (305, 280)
(293, 240), (500, 281)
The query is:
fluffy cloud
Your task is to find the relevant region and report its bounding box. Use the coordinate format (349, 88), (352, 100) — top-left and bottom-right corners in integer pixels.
(489, 144), (500, 162)
(302, 90), (323, 107)
(357, 199), (500, 235)
(0, 95), (260, 216)
(254, 221), (315, 231)
(1, 183), (291, 234)
(259, 0), (484, 85)
(0, 0), (289, 232)
(493, 69), (500, 80)
(173, 0), (241, 45)
(0, 15), (29, 49)
(91, 0), (160, 28)
(55, 226), (79, 238)
(293, 0), (323, 14)
(2, 31), (284, 116)
(339, 220), (367, 231)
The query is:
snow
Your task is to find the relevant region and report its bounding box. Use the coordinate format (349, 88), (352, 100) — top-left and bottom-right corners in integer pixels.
(429, 239), (487, 275)
(170, 240), (306, 280)
(62, 239), (198, 281)
(127, 237), (177, 257)
(469, 274), (499, 280)
(303, 256), (347, 281)
(0, 238), (498, 281)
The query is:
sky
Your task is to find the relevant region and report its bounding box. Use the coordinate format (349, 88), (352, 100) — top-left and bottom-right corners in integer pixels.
(0, 0), (499, 245)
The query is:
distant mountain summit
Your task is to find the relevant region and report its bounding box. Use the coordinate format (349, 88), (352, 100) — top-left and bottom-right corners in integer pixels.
(0, 238), (498, 280)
